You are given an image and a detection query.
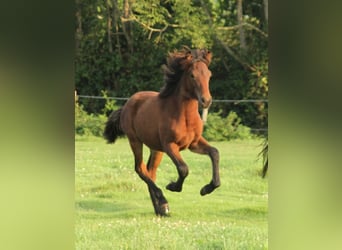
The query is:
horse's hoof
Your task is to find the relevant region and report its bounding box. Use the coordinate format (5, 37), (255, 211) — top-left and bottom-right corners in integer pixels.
(166, 182), (182, 192)
(200, 184), (215, 196)
(158, 203), (170, 216)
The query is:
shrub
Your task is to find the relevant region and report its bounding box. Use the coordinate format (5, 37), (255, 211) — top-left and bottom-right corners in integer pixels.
(75, 91), (120, 137)
(203, 110), (252, 141)
(75, 96), (252, 141)
(75, 101), (106, 137)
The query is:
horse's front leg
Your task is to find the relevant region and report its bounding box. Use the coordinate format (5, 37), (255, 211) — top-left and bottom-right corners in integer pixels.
(164, 143), (189, 192)
(190, 137), (220, 195)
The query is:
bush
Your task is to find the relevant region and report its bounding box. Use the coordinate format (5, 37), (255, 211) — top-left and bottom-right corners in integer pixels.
(203, 111), (252, 141)
(75, 96), (252, 141)
(75, 101), (106, 137)
(75, 91), (120, 137)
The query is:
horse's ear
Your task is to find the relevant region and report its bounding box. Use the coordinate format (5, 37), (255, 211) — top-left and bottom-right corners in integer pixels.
(204, 50), (212, 65)
(182, 45), (192, 53)
(186, 53), (193, 61)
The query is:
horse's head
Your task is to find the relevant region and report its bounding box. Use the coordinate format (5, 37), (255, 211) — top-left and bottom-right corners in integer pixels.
(185, 49), (213, 108)
(160, 47), (213, 106)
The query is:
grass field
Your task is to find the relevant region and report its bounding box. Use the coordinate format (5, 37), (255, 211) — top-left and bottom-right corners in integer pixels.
(75, 136), (268, 249)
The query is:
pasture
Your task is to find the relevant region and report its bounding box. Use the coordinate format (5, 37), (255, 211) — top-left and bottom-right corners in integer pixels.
(75, 136), (268, 249)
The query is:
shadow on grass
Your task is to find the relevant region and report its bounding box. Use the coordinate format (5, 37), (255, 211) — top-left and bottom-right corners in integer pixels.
(77, 199), (131, 213)
(224, 206), (268, 220)
(77, 199), (156, 218)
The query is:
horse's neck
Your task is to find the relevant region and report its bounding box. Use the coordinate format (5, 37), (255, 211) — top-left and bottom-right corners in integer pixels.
(182, 98), (199, 112)
(165, 76), (199, 118)
(173, 82), (197, 111)
(169, 95), (199, 118)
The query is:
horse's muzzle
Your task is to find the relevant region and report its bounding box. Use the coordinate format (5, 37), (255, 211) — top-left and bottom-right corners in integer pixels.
(200, 96), (212, 108)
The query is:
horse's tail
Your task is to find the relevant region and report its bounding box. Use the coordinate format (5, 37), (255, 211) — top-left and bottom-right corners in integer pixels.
(262, 157), (268, 178)
(103, 108), (125, 143)
(260, 140), (268, 178)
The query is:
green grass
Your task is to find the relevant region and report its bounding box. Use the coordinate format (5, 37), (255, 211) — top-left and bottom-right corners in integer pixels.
(75, 136), (268, 249)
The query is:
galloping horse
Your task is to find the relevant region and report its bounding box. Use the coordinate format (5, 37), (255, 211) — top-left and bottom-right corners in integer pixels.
(104, 47), (220, 216)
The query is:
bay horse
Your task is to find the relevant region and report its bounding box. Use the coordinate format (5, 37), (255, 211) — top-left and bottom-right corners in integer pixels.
(104, 47), (220, 216)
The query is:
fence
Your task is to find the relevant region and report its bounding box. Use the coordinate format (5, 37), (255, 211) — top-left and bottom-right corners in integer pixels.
(76, 94), (268, 103)
(76, 94), (268, 134)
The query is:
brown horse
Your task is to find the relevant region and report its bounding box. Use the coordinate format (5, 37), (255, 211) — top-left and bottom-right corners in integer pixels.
(104, 47), (220, 216)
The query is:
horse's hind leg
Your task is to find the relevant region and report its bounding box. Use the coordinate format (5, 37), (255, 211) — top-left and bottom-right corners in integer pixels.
(146, 150), (163, 182)
(189, 137), (220, 195)
(128, 139), (169, 216)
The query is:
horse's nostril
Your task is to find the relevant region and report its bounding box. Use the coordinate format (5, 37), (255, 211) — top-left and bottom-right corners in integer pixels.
(200, 97), (212, 108)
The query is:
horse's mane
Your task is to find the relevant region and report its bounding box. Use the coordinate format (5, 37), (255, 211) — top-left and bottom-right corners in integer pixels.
(159, 46), (212, 98)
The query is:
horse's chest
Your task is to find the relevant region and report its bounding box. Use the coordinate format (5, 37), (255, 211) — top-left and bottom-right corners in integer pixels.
(175, 119), (202, 149)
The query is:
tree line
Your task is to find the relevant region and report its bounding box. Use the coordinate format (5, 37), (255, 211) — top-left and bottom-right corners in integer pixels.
(75, 0), (268, 131)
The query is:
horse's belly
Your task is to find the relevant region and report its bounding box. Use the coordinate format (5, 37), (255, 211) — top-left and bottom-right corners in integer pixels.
(133, 107), (164, 150)
(136, 130), (163, 151)
(177, 132), (200, 150)
(135, 119), (199, 152)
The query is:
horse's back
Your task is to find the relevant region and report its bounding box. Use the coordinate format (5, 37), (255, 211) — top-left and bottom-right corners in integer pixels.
(122, 91), (159, 117)
(128, 91), (159, 102)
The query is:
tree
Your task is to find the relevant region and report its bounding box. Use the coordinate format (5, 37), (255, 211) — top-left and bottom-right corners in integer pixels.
(237, 0), (247, 53)
(75, 0), (268, 132)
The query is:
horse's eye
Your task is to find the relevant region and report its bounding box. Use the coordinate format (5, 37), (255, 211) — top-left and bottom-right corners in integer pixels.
(190, 73), (195, 79)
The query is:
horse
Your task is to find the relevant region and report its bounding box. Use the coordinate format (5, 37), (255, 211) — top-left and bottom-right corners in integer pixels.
(104, 47), (220, 216)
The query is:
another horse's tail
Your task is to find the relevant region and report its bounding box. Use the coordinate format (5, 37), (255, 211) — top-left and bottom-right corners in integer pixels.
(104, 108), (125, 143)
(262, 156), (268, 178)
(260, 140), (268, 178)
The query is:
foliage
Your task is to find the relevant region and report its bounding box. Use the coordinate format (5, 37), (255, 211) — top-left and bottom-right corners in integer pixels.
(75, 100), (106, 137)
(100, 90), (119, 115)
(75, 90), (121, 137)
(203, 110), (253, 141)
(75, 0), (268, 129)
